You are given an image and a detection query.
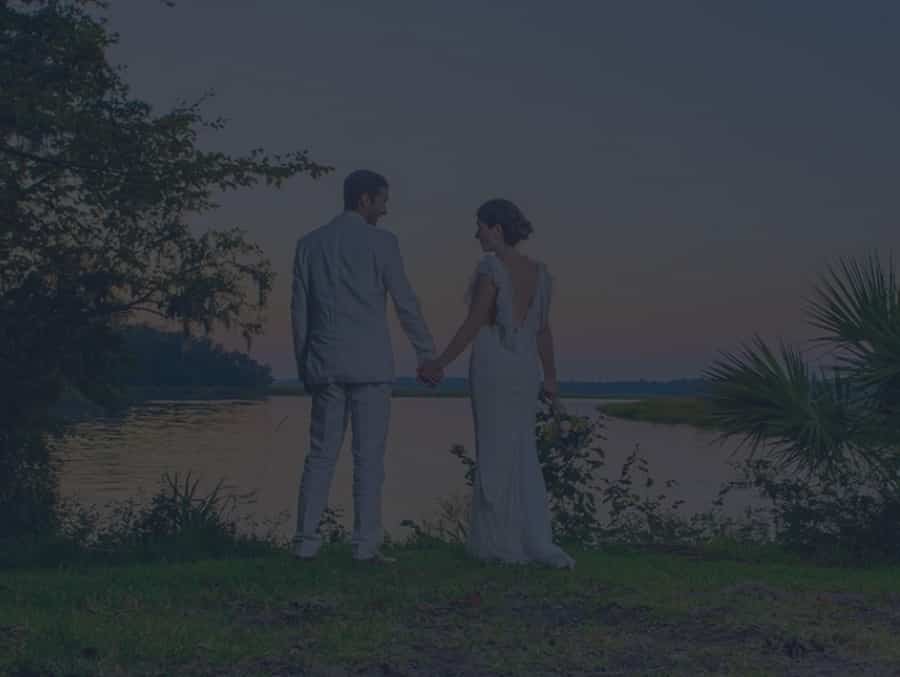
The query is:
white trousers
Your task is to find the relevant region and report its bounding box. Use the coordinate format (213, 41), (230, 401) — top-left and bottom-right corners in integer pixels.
(293, 382), (391, 558)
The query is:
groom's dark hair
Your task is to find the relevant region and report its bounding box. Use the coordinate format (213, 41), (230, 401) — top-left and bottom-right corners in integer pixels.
(344, 170), (389, 211)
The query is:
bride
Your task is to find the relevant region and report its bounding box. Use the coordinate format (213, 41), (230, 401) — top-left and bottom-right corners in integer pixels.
(419, 199), (575, 569)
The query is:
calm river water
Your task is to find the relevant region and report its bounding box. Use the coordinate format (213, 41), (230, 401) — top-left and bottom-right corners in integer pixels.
(53, 396), (758, 541)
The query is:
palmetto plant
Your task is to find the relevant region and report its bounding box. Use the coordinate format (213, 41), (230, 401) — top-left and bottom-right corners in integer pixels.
(704, 254), (900, 488)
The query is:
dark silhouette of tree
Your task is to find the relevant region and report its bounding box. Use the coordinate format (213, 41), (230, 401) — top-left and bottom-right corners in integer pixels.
(0, 1), (332, 540)
(118, 324), (273, 390)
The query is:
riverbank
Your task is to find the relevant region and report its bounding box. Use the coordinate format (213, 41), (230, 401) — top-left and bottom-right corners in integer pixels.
(268, 383), (624, 399)
(4, 543), (900, 676)
(51, 384), (714, 429)
(48, 385), (270, 421)
(597, 396), (716, 428)
(269, 389), (721, 431)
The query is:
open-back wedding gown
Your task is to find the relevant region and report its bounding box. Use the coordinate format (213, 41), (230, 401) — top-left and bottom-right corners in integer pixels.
(465, 254), (575, 569)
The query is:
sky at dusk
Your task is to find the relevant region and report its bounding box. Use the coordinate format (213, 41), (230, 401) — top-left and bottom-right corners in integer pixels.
(105, 1), (899, 380)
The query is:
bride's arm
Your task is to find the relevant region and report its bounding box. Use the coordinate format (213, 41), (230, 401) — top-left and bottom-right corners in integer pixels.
(434, 273), (496, 370)
(537, 322), (558, 394)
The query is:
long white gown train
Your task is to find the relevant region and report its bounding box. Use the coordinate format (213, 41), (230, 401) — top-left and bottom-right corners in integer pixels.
(465, 254), (575, 569)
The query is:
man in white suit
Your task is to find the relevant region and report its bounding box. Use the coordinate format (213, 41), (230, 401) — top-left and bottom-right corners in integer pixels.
(291, 169), (441, 562)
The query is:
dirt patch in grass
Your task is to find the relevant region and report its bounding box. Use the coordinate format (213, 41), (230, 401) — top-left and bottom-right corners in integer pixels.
(816, 591), (900, 631)
(374, 587), (898, 676)
(203, 585), (900, 677)
(8, 558), (900, 677)
(229, 597), (338, 628)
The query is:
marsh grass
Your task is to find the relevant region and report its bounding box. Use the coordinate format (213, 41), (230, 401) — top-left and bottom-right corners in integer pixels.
(598, 396), (717, 428)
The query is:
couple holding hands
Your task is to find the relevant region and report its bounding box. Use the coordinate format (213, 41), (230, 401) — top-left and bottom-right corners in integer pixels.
(290, 169), (574, 569)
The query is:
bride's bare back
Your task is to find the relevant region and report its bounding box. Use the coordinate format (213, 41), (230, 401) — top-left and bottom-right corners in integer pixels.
(495, 254), (541, 328)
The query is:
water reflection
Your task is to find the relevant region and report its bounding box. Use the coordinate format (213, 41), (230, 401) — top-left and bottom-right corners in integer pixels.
(54, 396), (757, 540)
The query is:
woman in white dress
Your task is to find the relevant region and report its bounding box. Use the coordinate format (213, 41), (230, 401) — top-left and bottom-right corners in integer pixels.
(419, 199), (575, 569)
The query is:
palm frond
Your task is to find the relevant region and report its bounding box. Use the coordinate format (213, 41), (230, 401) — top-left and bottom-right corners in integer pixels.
(804, 253), (900, 424)
(703, 334), (856, 478)
(806, 253), (900, 385)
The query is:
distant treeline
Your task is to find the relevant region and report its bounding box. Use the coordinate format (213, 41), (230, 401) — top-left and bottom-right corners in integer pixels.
(118, 325), (273, 391)
(112, 324), (708, 398)
(275, 377), (709, 397)
(551, 378), (709, 397)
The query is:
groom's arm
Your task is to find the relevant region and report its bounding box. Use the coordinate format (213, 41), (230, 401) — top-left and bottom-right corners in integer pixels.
(382, 233), (436, 363)
(290, 241), (310, 382)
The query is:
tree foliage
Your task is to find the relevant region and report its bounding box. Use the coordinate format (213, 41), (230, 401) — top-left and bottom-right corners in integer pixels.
(0, 0), (332, 539)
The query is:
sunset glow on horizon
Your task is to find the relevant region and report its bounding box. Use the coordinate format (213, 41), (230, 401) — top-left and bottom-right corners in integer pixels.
(106, 2), (898, 380)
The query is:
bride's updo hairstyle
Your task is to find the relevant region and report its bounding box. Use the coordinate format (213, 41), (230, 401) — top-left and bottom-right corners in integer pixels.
(476, 198), (533, 246)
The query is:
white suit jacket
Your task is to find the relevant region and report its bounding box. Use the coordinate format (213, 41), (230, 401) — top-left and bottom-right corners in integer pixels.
(291, 211), (436, 385)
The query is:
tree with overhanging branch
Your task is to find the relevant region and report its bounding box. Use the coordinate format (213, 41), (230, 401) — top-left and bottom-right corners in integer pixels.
(0, 0), (333, 539)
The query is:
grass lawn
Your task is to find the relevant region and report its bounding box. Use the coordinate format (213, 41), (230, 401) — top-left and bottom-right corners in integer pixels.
(3, 543), (900, 676)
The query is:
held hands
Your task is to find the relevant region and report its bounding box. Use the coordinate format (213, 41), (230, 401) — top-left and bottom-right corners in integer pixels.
(417, 359), (444, 387)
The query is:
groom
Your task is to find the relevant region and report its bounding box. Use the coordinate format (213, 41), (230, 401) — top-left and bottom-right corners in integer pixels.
(290, 169), (442, 562)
